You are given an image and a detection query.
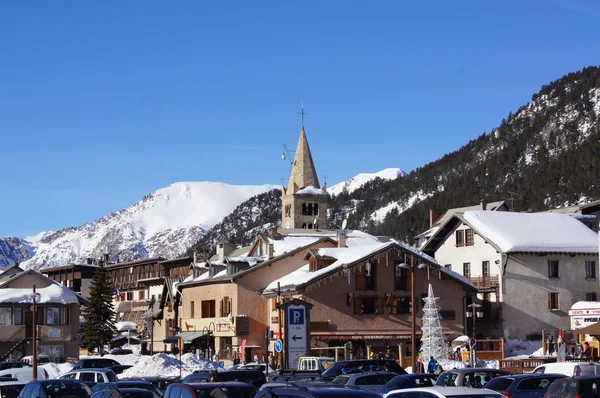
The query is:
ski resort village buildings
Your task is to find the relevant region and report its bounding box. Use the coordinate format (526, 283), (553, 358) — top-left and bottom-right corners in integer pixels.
(421, 210), (600, 341)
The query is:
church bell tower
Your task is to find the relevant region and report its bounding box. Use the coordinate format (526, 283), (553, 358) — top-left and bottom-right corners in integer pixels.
(281, 124), (329, 230)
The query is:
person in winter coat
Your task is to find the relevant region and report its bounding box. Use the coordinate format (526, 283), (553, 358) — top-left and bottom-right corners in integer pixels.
(427, 356), (438, 373)
(584, 342), (592, 360)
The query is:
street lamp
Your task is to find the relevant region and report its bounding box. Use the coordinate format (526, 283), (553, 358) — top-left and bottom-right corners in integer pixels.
(31, 286), (41, 381)
(397, 258), (417, 372)
(203, 322), (216, 359)
(466, 303), (483, 366)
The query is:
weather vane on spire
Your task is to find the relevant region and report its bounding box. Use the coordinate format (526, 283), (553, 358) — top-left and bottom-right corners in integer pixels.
(298, 101), (307, 127)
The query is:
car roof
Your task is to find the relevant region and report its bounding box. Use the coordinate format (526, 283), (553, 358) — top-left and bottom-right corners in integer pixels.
(180, 382), (252, 387)
(338, 371), (399, 377)
(0, 381), (26, 386)
(268, 386), (379, 396)
(117, 381), (153, 385)
(497, 373), (566, 379)
(385, 386), (502, 396)
(69, 368), (114, 373)
(442, 368), (506, 373)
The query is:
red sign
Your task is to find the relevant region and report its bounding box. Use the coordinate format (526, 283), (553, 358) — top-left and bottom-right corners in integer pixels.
(241, 338), (247, 363)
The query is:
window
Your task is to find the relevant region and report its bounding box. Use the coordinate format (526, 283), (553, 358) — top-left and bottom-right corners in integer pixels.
(126, 292), (134, 301)
(139, 290), (145, 300)
(15, 307), (23, 325)
(394, 262), (410, 290)
(465, 229), (474, 245)
(548, 292), (559, 311)
(355, 262), (377, 290)
(548, 260), (559, 278)
(455, 230), (465, 246)
(587, 292), (597, 301)
(220, 297), (232, 317)
(353, 297), (384, 315)
(395, 297), (411, 314)
(201, 300), (216, 318)
(0, 308), (12, 326)
(463, 263), (471, 279)
(302, 203), (307, 215)
(445, 264), (452, 271)
(307, 203), (313, 215)
(46, 307), (60, 325)
(314, 204), (319, 215)
(586, 261), (596, 279)
(439, 310), (456, 320)
(482, 261), (490, 277)
(190, 301), (195, 318)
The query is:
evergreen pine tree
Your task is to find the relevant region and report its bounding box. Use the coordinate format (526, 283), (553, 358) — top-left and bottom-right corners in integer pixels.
(420, 284), (447, 361)
(81, 258), (116, 352)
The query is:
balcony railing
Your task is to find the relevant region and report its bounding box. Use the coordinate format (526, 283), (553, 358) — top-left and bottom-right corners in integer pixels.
(469, 275), (499, 289)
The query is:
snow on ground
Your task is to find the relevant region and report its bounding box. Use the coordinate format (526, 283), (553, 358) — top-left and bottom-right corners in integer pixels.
(119, 353), (222, 378)
(504, 338), (543, 358)
(41, 363), (74, 379)
(328, 168), (405, 196)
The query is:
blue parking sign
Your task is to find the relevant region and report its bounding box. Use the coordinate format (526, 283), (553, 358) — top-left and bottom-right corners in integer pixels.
(289, 308), (305, 325)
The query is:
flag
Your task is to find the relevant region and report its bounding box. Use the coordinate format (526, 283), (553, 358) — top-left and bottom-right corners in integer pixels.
(185, 321), (191, 331)
(241, 338), (247, 363)
(557, 329), (564, 344)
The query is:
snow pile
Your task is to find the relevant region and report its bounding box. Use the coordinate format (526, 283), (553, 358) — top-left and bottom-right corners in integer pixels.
(328, 168), (406, 196)
(504, 338), (543, 358)
(296, 186), (327, 195)
(463, 211), (599, 253)
(115, 322), (138, 332)
(118, 353), (222, 378)
(0, 284), (81, 304)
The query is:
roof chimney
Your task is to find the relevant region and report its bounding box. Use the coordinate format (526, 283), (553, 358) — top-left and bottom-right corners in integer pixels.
(481, 199), (487, 211)
(267, 243), (274, 260)
(337, 230), (347, 248)
(429, 209), (444, 228)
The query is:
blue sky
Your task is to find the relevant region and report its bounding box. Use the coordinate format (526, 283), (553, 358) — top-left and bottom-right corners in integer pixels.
(1, 0), (599, 237)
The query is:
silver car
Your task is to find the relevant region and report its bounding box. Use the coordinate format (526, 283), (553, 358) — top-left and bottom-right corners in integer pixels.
(332, 371), (398, 394)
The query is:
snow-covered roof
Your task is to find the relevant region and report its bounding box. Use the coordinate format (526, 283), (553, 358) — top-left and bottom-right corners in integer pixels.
(571, 301), (600, 310)
(115, 321), (138, 332)
(0, 284), (81, 305)
(296, 186), (327, 195)
(264, 241), (475, 294)
(225, 256), (263, 266)
(463, 211), (599, 254)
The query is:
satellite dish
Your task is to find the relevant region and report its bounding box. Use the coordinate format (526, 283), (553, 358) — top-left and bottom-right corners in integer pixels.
(285, 221), (290, 229)
(341, 219), (348, 230)
(282, 152), (287, 161)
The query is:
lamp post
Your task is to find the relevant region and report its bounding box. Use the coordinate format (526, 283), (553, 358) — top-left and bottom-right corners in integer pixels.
(146, 297), (156, 355)
(31, 286), (41, 381)
(203, 322), (215, 359)
(397, 256), (417, 372)
(466, 303), (483, 366)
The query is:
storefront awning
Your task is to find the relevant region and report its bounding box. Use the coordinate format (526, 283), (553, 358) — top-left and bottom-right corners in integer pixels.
(311, 330), (456, 341)
(163, 331), (208, 344)
(574, 322), (600, 335)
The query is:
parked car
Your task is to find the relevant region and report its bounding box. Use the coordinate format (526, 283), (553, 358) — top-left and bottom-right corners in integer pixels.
(20, 356), (50, 366)
(380, 373), (439, 395)
(256, 385), (381, 398)
(544, 375), (600, 397)
(0, 367), (47, 382)
(116, 388), (156, 398)
(483, 373), (567, 398)
(0, 362), (24, 371)
(139, 377), (180, 395)
(320, 360), (407, 381)
(19, 379), (93, 398)
(72, 359), (121, 370)
(383, 386), (505, 397)
(109, 348), (133, 356)
(0, 380), (26, 398)
(331, 371), (399, 394)
(181, 372), (213, 384)
(532, 362), (600, 377)
(91, 389), (122, 398)
(164, 382), (256, 398)
(60, 369), (118, 387)
(211, 370), (267, 389)
(236, 362), (276, 375)
(298, 357), (335, 374)
(435, 368), (511, 388)
(113, 381), (163, 397)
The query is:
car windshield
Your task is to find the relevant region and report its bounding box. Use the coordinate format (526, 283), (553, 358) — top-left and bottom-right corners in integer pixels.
(331, 376), (349, 385)
(0, 384), (25, 398)
(517, 376), (564, 390)
(484, 378), (514, 391)
(194, 386), (256, 398)
(436, 373), (459, 386)
(42, 381), (93, 398)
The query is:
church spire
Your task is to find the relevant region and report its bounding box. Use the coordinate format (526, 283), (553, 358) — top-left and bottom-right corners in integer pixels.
(287, 126), (320, 194)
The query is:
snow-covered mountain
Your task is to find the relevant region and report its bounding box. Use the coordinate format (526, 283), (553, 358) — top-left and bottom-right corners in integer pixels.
(0, 182), (276, 269)
(327, 168), (406, 196)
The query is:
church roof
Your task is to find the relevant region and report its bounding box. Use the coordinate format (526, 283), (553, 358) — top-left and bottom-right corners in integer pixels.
(287, 127), (320, 193)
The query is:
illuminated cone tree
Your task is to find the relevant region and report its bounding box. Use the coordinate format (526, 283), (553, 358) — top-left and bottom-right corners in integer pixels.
(420, 283), (447, 360)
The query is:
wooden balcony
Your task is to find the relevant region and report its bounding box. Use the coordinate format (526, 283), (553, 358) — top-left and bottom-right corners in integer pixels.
(469, 275), (499, 290)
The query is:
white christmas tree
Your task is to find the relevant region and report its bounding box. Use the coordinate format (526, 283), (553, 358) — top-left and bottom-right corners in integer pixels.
(420, 283), (447, 361)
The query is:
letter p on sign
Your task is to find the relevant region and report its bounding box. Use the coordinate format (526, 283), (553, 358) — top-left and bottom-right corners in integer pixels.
(290, 308), (304, 325)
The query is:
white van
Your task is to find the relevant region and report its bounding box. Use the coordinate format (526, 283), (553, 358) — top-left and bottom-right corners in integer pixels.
(20, 355), (50, 366)
(298, 357), (335, 373)
(0, 367), (48, 382)
(532, 361), (600, 377)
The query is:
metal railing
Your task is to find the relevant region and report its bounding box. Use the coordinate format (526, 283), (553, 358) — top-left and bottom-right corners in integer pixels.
(469, 275), (499, 288)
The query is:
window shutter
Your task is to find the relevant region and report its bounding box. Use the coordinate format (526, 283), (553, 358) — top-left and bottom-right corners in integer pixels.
(405, 269), (412, 291)
(548, 293), (551, 310)
(376, 297), (384, 314)
(271, 298), (277, 311)
(219, 299), (224, 317)
(354, 297), (363, 314)
(355, 267), (366, 290)
(389, 298), (398, 314)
